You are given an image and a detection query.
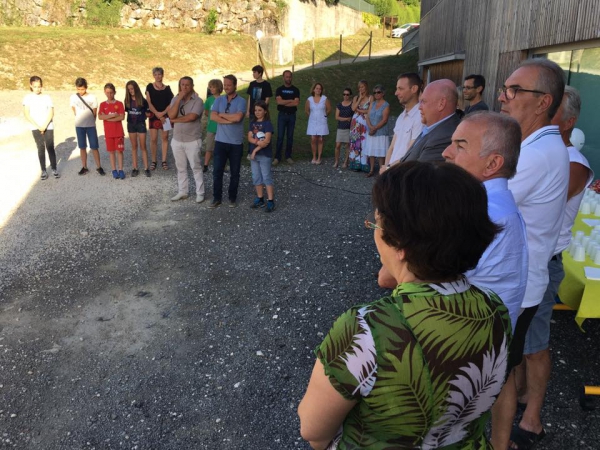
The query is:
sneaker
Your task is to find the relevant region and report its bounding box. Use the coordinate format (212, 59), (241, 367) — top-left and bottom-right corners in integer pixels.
(171, 193), (188, 201)
(203, 165), (208, 173)
(286, 158), (294, 164)
(272, 159), (279, 166)
(266, 200), (275, 213)
(78, 167), (89, 176)
(52, 169), (60, 178)
(41, 170), (48, 180)
(196, 194), (205, 204)
(96, 167), (106, 176)
(112, 170), (119, 179)
(131, 169), (139, 177)
(207, 200), (221, 209)
(229, 201), (238, 208)
(144, 169), (151, 177)
(251, 197), (265, 209)
(118, 170), (126, 180)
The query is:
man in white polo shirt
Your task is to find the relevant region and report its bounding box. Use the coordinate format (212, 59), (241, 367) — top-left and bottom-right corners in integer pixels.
(491, 58), (569, 450)
(382, 72), (423, 170)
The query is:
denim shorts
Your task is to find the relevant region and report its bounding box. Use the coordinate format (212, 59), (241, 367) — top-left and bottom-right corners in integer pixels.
(127, 121), (147, 134)
(251, 154), (274, 186)
(523, 254), (565, 354)
(76, 126), (99, 150)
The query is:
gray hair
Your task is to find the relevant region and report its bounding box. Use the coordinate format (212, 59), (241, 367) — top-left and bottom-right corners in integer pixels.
(463, 111), (522, 179)
(152, 67), (164, 76)
(519, 59), (565, 120)
(561, 85), (581, 122)
(373, 84), (385, 94)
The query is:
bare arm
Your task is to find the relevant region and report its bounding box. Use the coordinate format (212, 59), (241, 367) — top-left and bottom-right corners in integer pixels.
(383, 134), (398, 168)
(325, 99), (331, 116)
(145, 91), (159, 116)
(568, 162), (591, 200)
(167, 95), (182, 120)
(305, 99), (310, 117)
(298, 359), (357, 450)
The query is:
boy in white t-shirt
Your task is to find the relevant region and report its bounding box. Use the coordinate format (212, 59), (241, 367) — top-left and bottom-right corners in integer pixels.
(69, 77), (105, 176)
(23, 76), (59, 180)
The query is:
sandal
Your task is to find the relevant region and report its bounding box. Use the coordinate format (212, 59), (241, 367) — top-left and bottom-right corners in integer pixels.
(366, 171), (374, 178)
(509, 426), (546, 450)
(150, 161), (157, 171)
(162, 161), (169, 170)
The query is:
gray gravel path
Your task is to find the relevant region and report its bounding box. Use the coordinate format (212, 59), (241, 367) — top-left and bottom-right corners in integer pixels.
(0, 91), (599, 449)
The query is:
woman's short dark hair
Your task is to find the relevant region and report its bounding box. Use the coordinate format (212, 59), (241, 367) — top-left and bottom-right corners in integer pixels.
(372, 161), (500, 281)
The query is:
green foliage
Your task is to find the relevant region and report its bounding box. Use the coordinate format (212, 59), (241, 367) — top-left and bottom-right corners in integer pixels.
(362, 12), (380, 27)
(85, 0), (123, 27)
(324, 0), (340, 4)
(396, 4), (420, 24)
(205, 8), (218, 34)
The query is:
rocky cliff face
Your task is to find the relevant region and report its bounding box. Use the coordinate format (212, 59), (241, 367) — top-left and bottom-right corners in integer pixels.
(0, 0), (363, 41)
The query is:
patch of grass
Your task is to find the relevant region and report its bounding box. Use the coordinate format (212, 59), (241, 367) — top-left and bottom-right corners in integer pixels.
(0, 27), (257, 90)
(292, 29), (401, 65)
(245, 51), (418, 160)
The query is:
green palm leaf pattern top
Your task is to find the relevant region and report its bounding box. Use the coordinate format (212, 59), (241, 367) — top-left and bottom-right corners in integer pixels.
(316, 280), (511, 449)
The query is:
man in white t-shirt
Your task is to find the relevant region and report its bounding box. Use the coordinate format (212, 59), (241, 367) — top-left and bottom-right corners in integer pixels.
(491, 59), (569, 450)
(381, 73), (423, 170)
(514, 85), (593, 450)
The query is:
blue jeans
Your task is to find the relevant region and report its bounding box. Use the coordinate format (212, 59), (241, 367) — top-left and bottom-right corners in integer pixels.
(276, 112), (296, 160)
(213, 141), (243, 202)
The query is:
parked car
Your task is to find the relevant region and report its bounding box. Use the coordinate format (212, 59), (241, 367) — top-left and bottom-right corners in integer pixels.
(392, 23), (420, 38)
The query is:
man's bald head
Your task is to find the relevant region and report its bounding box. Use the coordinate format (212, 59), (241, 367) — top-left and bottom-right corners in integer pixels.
(419, 79), (458, 126)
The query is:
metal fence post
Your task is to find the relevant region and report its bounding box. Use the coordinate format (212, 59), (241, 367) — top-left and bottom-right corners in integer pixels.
(339, 34), (342, 65)
(368, 31), (372, 60)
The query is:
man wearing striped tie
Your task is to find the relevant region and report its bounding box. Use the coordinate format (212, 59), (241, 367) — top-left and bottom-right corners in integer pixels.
(492, 59), (569, 450)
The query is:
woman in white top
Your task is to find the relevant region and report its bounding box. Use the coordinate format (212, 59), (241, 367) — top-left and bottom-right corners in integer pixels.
(23, 76), (59, 180)
(305, 82), (331, 165)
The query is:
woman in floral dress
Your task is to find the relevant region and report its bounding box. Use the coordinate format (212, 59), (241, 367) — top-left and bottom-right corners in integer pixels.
(348, 80), (372, 172)
(299, 162), (512, 450)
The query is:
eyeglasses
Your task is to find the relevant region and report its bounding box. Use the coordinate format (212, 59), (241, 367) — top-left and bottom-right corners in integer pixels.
(498, 86), (548, 100)
(225, 102), (231, 113)
(462, 85), (476, 90)
(373, 91), (383, 95)
(364, 212), (382, 231)
(343, 93), (351, 96)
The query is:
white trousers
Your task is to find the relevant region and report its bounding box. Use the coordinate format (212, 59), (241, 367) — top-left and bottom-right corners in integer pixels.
(172, 138), (205, 195)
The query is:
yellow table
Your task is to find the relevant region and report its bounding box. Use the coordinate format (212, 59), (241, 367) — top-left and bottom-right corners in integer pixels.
(558, 213), (600, 329)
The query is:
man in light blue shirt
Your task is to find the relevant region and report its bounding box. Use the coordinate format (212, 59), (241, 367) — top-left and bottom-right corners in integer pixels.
(442, 111), (528, 332)
(210, 74), (247, 208)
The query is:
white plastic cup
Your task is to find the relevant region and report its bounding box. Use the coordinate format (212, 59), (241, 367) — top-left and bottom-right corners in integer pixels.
(595, 251), (600, 265)
(577, 230), (586, 238)
(582, 202), (591, 214)
(590, 244), (599, 260)
(582, 236), (591, 248)
(574, 245), (586, 262)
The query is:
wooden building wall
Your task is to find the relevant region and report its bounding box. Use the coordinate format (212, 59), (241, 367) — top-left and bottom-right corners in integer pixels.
(419, 0), (600, 109)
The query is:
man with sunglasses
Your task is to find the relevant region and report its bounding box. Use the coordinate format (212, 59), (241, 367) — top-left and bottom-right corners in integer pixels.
(210, 74), (247, 208)
(463, 74), (489, 114)
(167, 76), (205, 203)
(491, 59), (569, 450)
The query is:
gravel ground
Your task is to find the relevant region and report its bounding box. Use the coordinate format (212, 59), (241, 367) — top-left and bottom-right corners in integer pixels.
(0, 91), (599, 449)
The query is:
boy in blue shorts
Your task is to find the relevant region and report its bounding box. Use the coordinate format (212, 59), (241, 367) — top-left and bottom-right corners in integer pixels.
(70, 77), (105, 175)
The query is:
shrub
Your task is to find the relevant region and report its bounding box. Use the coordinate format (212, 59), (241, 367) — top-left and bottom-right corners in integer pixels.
(205, 8), (218, 34)
(362, 12), (380, 28)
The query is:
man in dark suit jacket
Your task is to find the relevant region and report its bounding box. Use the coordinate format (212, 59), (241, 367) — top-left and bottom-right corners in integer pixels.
(401, 79), (462, 163)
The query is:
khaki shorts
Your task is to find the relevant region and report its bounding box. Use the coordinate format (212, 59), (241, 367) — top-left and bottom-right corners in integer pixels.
(336, 129), (350, 143)
(205, 132), (216, 153)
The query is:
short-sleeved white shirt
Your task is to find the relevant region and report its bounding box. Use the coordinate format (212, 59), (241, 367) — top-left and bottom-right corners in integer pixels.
(508, 125), (569, 308)
(389, 102), (422, 164)
(22, 93), (54, 130)
(69, 93), (98, 128)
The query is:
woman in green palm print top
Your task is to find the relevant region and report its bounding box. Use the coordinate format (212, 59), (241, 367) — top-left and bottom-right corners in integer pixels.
(299, 162), (512, 450)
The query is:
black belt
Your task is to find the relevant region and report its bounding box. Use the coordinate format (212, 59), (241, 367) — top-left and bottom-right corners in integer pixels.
(551, 253), (561, 261)
(279, 111), (296, 115)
